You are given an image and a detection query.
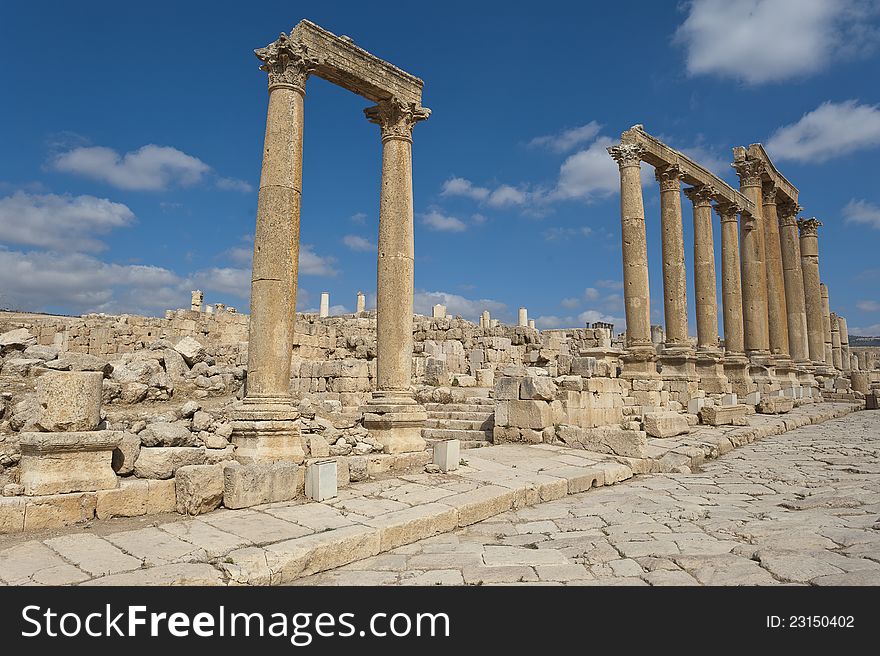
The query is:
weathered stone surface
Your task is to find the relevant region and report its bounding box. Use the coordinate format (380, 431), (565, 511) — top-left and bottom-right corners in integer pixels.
(223, 461), (301, 509)
(174, 336), (208, 366)
(35, 371), (103, 432)
(520, 376), (556, 401)
(699, 404), (750, 426)
(133, 447), (205, 479)
(556, 425), (648, 458)
(643, 412), (689, 438)
(757, 396), (794, 414)
(95, 478), (175, 519)
(111, 432), (141, 475)
(175, 464), (224, 515)
(507, 400), (551, 430)
(0, 328), (36, 353)
(139, 422), (198, 447)
(19, 431), (121, 495)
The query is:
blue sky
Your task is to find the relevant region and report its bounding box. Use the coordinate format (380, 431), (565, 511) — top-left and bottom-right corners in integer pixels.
(2, 0), (880, 335)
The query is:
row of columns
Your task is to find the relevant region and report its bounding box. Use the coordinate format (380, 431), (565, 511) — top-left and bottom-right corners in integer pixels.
(608, 143), (848, 392)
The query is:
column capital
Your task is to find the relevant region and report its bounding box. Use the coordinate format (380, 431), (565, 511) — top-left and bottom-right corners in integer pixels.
(797, 217), (823, 237)
(714, 201), (742, 223)
(364, 98), (431, 143)
(777, 199), (802, 226)
(655, 163), (685, 191)
(732, 158), (765, 187)
(684, 184), (716, 206)
(255, 33), (318, 93)
(761, 182), (777, 205)
(607, 143), (644, 168)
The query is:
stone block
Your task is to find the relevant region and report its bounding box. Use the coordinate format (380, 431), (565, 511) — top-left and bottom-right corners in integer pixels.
(307, 434), (330, 458)
(22, 492), (97, 531)
(494, 376), (521, 400)
(139, 422), (198, 447)
(19, 431), (121, 496)
(687, 397), (705, 414)
(556, 425), (648, 458)
(432, 439), (460, 472)
(223, 461), (301, 509)
(305, 460), (337, 501)
(570, 357), (597, 377)
(699, 404), (750, 426)
(721, 393), (738, 406)
(507, 400), (552, 430)
(133, 446), (205, 479)
(35, 371), (103, 432)
(520, 376), (556, 401)
(112, 432), (141, 475)
(745, 391), (761, 406)
(757, 396), (794, 415)
(642, 412), (689, 438)
(0, 497), (26, 534)
(174, 336), (207, 366)
(175, 464), (223, 515)
(865, 392), (879, 410)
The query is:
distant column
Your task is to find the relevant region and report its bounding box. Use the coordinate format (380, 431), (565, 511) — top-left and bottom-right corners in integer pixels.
(717, 201), (750, 395)
(761, 184), (789, 358)
(190, 290), (203, 313)
(777, 201), (809, 364)
(356, 291), (366, 314)
(798, 218), (825, 364)
(432, 303), (446, 319)
(528, 319), (536, 330)
(319, 292), (330, 318)
(518, 307), (528, 327)
(820, 283), (834, 367)
(838, 316), (851, 372)
(656, 164), (690, 350)
(684, 184), (719, 352)
(830, 313), (843, 370)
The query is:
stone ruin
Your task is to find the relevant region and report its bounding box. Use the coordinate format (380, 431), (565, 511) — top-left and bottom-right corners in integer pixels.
(1, 19), (878, 537)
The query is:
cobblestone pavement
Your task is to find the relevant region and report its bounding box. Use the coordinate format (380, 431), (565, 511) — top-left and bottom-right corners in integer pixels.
(295, 410), (880, 586)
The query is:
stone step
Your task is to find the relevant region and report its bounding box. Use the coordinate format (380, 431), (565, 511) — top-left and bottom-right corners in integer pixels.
(424, 438), (491, 450)
(424, 403), (494, 412)
(425, 410), (495, 421)
(453, 387), (492, 398)
(421, 428), (493, 442)
(424, 418), (494, 431)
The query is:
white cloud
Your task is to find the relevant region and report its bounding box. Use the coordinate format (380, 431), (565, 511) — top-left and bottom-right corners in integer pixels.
(596, 279), (624, 290)
(189, 267), (251, 300)
(421, 209), (467, 232)
(414, 290), (506, 321)
(350, 212), (368, 224)
(550, 136), (653, 202)
(560, 297), (581, 309)
(0, 191), (134, 251)
(216, 177), (253, 193)
(542, 226), (592, 240)
(342, 234), (376, 251)
(51, 144), (211, 191)
(528, 122), (602, 153)
(842, 199), (880, 229)
(224, 246), (253, 265)
(471, 213), (488, 225)
(487, 184), (529, 208)
(857, 300), (880, 311)
(674, 0), (880, 84)
(850, 323), (880, 336)
(766, 100), (880, 163)
(441, 177), (490, 201)
(299, 244), (338, 277)
(535, 309), (622, 330)
(584, 287), (600, 301)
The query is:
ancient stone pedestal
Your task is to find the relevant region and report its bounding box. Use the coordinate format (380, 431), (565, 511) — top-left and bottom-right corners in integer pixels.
(362, 391), (428, 454)
(19, 431), (121, 496)
(699, 404), (749, 426)
(658, 349), (698, 404)
(723, 354), (753, 398)
(35, 371), (103, 432)
(695, 351), (731, 394)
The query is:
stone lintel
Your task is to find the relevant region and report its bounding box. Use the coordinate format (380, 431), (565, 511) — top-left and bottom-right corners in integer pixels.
(744, 143), (799, 205)
(290, 20), (423, 105)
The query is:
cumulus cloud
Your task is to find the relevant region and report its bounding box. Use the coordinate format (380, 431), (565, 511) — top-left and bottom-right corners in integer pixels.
(596, 279), (623, 290)
(560, 297), (581, 309)
(299, 244), (338, 277)
(766, 101), (880, 163)
(414, 290), (507, 321)
(440, 177), (536, 210)
(842, 199), (880, 229)
(542, 226), (592, 241)
(535, 309), (622, 330)
(584, 287), (600, 301)
(528, 122), (602, 153)
(421, 209), (467, 232)
(350, 212), (368, 224)
(342, 234), (376, 251)
(441, 177), (490, 201)
(51, 144), (210, 191)
(674, 0), (880, 84)
(215, 177), (253, 193)
(188, 267), (251, 300)
(0, 191), (134, 251)
(850, 322), (880, 336)
(857, 300), (880, 311)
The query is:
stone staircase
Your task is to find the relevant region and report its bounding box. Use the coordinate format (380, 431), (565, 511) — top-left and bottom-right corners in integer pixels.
(422, 388), (495, 449)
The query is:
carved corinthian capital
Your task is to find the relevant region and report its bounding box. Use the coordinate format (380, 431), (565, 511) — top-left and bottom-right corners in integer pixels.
(607, 143), (644, 167)
(364, 98), (431, 143)
(655, 163), (685, 192)
(254, 33), (317, 92)
(714, 201), (742, 223)
(777, 199), (802, 226)
(797, 217), (823, 237)
(732, 158), (765, 187)
(761, 183), (777, 205)
(684, 184), (716, 206)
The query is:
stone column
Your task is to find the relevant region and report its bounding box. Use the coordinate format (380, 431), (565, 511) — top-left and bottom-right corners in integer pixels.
(777, 201), (809, 365)
(234, 33), (314, 464)
(684, 185), (727, 392)
(830, 313), (843, 370)
(761, 184), (790, 359)
(482, 310), (491, 327)
(190, 290), (203, 313)
(432, 304), (446, 319)
(608, 143), (655, 376)
(820, 283), (834, 367)
(518, 307), (528, 327)
(838, 316), (851, 372)
(356, 291), (366, 315)
(361, 98), (430, 454)
(798, 218), (825, 365)
(656, 164), (690, 350)
(717, 202), (751, 396)
(733, 159), (771, 359)
(528, 319), (536, 330)
(319, 292), (330, 318)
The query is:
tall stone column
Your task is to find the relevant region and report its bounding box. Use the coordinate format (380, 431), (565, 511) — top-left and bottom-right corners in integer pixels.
(820, 283), (834, 368)
(518, 307), (528, 327)
(838, 316), (851, 372)
(717, 202), (751, 396)
(761, 184), (790, 359)
(361, 98), (430, 453)
(830, 313), (843, 370)
(733, 159), (771, 359)
(356, 291), (366, 315)
(608, 143), (655, 377)
(798, 218), (825, 365)
(685, 184), (727, 392)
(233, 33), (314, 464)
(656, 164), (690, 350)
(777, 201), (809, 365)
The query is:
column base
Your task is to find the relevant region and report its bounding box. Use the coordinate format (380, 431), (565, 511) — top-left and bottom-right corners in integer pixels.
(723, 353), (753, 398)
(232, 396), (304, 464)
(620, 346), (659, 379)
(361, 390), (428, 454)
(695, 350), (731, 394)
(658, 348), (698, 405)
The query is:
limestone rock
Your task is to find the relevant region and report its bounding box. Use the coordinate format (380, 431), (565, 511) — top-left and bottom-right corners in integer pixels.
(757, 396), (794, 414)
(23, 345), (60, 361)
(54, 352), (113, 376)
(19, 431), (121, 496)
(0, 328), (36, 354)
(112, 432), (141, 475)
(520, 376), (556, 401)
(174, 336), (207, 366)
(133, 447), (205, 479)
(175, 464), (224, 515)
(699, 404), (750, 426)
(307, 435), (330, 458)
(2, 358), (42, 376)
(222, 462), (300, 509)
(179, 400), (201, 419)
(163, 348), (189, 380)
(348, 455), (368, 482)
(139, 422), (198, 447)
(191, 410), (213, 432)
(643, 412), (690, 438)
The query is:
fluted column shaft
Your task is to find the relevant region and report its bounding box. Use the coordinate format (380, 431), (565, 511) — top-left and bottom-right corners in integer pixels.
(718, 203), (745, 354)
(798, 219), (825, 363)
(609, 144), (652, 350)
(686, 185), (719, 351)
(820, 283), (834, 367)
(762, 185), (789, 357)
(830, 313), (843, 370)
(734, 160), (770, 356)
(657, 165), (689, 349)
(778, 202), (809, 363)
(839, 316), (851, 372)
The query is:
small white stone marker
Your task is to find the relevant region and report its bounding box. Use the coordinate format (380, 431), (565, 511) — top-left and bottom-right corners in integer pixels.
(745, 391), (761, 406)
(433, 439), (460, 473)
(305, 459), (337, 501)
(721, 393), (737, 406)
(687, 397), (705, 414)
(824, 378), (835, 390)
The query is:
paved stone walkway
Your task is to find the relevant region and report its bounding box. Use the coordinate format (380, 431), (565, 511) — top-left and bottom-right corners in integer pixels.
(295, 410), (880, 586)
